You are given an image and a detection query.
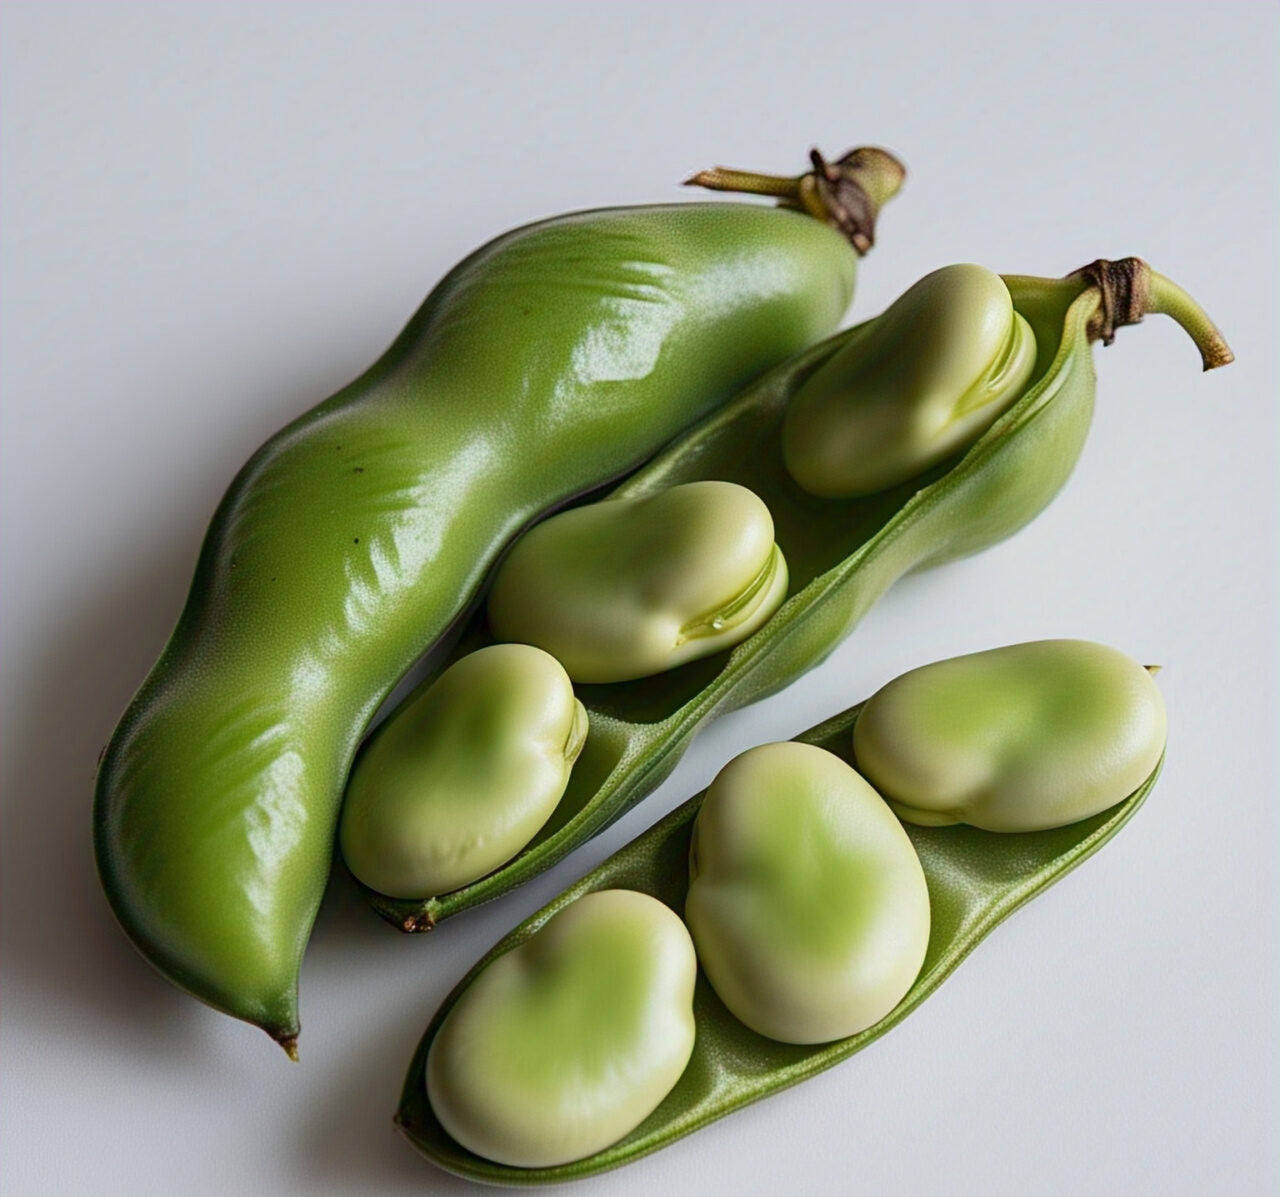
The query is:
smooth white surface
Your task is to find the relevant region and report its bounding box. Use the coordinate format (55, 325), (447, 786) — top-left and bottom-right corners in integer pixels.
(1, 4), (1275, 1194)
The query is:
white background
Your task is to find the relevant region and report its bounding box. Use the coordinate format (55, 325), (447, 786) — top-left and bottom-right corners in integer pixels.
(2, 4), (1276, 1194)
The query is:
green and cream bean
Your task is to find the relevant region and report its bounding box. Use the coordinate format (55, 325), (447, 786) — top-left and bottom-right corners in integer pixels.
(853, 639), (1167, 831)
(487, 480), (787, 683)
(686, 741), (929, 1044)
(340, 644), (587, 899)
(782, 263), (1037, 497)
(426, 889), (696, 1168)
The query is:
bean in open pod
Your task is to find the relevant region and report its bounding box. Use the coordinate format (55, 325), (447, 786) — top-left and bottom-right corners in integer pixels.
(425, 889), (697, 1168)
(339, 644), (587, 899)
(686, 741), (929, 1044)
(852, 639), (1167, 831)
(782, 263), (1038, 498)
(487, 480), (787, 683)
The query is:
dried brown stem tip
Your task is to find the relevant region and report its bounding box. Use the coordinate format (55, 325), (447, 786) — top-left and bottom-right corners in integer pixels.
(684, 145), (906, 255)
(1070, 257), (1234, 371)
(1071, 258), (1151, 347)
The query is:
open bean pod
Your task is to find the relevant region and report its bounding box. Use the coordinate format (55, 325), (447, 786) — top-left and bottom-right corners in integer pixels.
(365, 258), (1227, 933)
(395, 696), (1163, 1183)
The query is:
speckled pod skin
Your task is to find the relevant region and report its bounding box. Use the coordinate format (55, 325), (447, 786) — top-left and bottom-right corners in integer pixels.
(370, 261), (1225, 938)
(396, 693), (1163, 1184)
(94, 200), (860, 1050)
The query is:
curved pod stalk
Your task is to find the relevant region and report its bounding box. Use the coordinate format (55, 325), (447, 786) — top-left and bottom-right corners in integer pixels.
(94, 146), (903, 1052)
(395, 698), (1163, 1183)
(369, 258), (1228, 934)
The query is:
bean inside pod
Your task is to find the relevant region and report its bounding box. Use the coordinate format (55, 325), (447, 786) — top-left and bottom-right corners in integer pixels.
(853, 639), (1167, 831)
(395, 656), (1166, 1183)
(487, 480), (787, 684)
(340, 644), (588, 900)
(364, 257), (1228, 935)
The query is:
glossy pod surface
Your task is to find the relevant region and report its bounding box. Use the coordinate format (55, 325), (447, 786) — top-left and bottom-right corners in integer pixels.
(94, 200), (860, 1046)
(853, 639), (1167, 831)
(340, 644), (587, 899)
(396, 694), (1163, 1183)
(425, 889), (697, 1168)
(686, 741), (929, 1044)
(487, 481), (788, 683)
(371, 260), (1226, 935)
(781, 263), (1037, 497)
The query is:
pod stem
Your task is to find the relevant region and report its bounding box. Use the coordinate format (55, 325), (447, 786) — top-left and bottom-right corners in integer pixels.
(1069, 258), (1234, 371)
(684, 146), (906, 255)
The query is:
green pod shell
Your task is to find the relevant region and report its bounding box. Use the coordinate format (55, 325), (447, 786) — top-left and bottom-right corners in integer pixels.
(370, 260), (1226, 936)
(487, 481), (788, 683)
(685, 741), (929, 1044)
(781, 263), (1037, 497)
(395, 694), (1163, 1183)
(852, 639), (1167, 831)
(425, 889), (697, 1168)
(339, 644), (588, 899)
(94, 199), (863, 1048)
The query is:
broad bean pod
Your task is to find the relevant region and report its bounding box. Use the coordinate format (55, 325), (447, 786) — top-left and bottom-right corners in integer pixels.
(396, 679), (1164, 1182)
(94, 147), (902, 1053)
(367, 257), (1229, 935)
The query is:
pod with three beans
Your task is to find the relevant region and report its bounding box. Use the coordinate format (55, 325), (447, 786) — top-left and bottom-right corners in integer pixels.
(399, 640), (1167, 1182)
(363, 256), (1228, 935)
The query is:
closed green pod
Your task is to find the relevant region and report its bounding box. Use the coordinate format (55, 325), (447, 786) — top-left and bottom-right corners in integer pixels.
(487, 481), (788, 683)
(340, 644), (587, 899)
(686, 741), (929, 1044)
(852, 639), (1167, 831)
(94, 146), (901, 1051)
(425, 889), (697, 1168)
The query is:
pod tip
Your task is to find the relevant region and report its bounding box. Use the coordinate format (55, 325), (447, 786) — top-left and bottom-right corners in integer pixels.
(403, 909), (437, 933)
(275, 1033), (299, 1062)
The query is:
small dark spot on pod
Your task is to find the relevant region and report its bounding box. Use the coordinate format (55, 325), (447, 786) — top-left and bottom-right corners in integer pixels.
(354, 538), (360, 544)
(353, 467), (364, 473)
